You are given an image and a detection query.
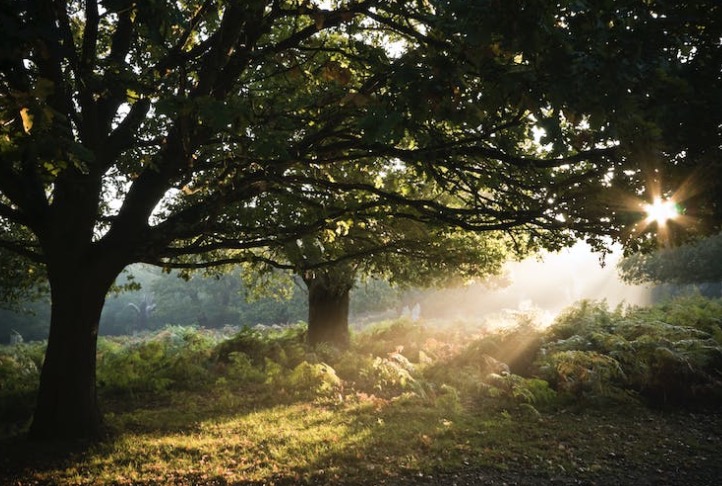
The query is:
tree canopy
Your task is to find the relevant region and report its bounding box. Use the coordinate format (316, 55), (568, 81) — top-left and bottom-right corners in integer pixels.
(2, 0), (720, 285)
(1, 0), (720, 440)
(1, 1), (718, 283)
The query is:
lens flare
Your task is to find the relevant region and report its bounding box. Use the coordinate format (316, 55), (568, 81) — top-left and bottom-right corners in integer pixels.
(643, 197), (679, 226)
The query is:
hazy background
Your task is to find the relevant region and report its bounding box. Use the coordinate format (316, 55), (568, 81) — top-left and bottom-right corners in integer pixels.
(1, 243), (654, 341)
(396, 243), (651, 327)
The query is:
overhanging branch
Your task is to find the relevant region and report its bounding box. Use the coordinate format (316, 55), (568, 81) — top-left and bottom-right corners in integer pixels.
(0, 238), (44, 263)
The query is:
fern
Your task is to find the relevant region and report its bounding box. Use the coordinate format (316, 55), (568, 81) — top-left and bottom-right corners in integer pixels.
(539, 298), (722, 405)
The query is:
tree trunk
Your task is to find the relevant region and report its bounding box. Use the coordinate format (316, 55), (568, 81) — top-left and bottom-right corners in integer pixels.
(305, 270), (355, 347)
(29, 259), (123, 441)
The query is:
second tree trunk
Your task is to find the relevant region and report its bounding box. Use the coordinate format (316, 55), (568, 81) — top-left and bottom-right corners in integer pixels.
(304, 269), (355, 347)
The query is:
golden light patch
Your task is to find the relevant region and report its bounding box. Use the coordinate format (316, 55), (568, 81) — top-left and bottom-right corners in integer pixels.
(643, 197), (679, 226)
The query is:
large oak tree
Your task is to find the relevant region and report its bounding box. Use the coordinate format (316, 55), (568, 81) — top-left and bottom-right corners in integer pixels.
(1, 0), (719, 440)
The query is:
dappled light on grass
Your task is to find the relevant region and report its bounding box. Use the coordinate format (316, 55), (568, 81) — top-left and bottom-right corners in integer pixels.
(28, 402), (366, 485)
(3, 297), (722, 484)
(13, 391), (722, 485)
(28, 396), (469, 485)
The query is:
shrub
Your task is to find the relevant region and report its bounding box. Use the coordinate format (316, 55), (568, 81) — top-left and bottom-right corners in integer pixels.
(214, 324), (307, 368)
(539, 350), (627, 402)
(636, 295), (722, 343)
(97, 326), (216, 396)
(539, 298), (722, 405)
(419, 327), (558, 410)
(546, 300), (622, 342)
(363, 355), (419, 395)
(0, 343), (44, 430)
(482, 374), (557, 411)
(463, 322), (544, 376)
(286, 362), (342, 398)
(224, 351), (266, 384)
(353, 319), (426, 360)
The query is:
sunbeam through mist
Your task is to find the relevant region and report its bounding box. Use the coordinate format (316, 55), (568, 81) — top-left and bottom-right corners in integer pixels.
(408, 243), (651, 327)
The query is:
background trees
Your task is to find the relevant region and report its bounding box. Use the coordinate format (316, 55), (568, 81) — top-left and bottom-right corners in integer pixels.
(1, 0), (719, 440)
(619, 232), (722, 299)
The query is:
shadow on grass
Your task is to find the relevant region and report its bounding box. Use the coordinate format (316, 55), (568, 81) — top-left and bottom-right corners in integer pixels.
(0, 388), (474, 485)
(4, 387), (722, 486)
(0, 433), (99, 485)
(0, 391), (645, 486)
(0, 385), (279, 484)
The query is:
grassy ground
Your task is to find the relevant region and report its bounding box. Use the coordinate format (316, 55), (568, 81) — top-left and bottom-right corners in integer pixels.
(3, 298), (722, 485)
(2, 388), (721, 485)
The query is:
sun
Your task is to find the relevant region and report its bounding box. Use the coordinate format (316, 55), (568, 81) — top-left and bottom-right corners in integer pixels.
(643, 197), (679, 226)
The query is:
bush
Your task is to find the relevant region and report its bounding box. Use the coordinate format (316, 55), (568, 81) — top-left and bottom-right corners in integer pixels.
(352, 319), (426, 360)
(463, 322), (544, 376)
(0, 343), (44, 429)
(636, 294), (722, 343)
(97, 326), (216, 396)
(214, 324), (307, 368)
(538, 350), (628, 403)
(224, 351), (266, 384)
(482, 374), (557, 411)
(539, 299), (722, 405)
(420, 327), (557, 411)
(272, 361), (343, 399)
(545, 300), (622, 342)
(362, 355), (420, 396)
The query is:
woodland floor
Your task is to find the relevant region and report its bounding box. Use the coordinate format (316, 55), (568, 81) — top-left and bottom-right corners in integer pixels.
(1, 394), (721, 486)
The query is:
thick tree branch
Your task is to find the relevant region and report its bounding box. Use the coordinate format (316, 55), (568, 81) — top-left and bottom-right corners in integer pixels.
(34, 1), (75, 118)
(103, 98), (151, 163)
(80, 0), (99, 73)
(0, 165), (22, 207)
(0, 160), (49, 230)
(193, 2), (247, 96)
(107, 5), (135, 64)
(52, 0), (81, 74)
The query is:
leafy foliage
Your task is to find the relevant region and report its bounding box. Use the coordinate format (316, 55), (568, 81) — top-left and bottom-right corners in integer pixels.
(96, 326), (216, 396)
(540, 350), (629, 403)
(0, 248), (47, 311)
(270, 361), (343, 399)
(214, 324), (308, 368)
(619, 232), (722, 286)
(540, 300), (722, 404)
(3, 296), (722, 441)
(0, 341), (44, 430)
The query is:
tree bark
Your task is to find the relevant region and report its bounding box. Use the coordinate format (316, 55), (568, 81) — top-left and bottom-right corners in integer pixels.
(305, 270), (355, 348)
(29, 257), (124, 441)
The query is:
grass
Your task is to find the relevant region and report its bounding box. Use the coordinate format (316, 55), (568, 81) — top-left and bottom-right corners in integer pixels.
(2, 388), (721, 485)
(2, 297), (722, 484)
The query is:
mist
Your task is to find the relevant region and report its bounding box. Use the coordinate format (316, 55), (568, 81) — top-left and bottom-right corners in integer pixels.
(407, 243), (652, 327)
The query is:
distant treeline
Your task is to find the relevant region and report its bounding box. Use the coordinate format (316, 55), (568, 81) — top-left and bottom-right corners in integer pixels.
(0, 265), (402, 343)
